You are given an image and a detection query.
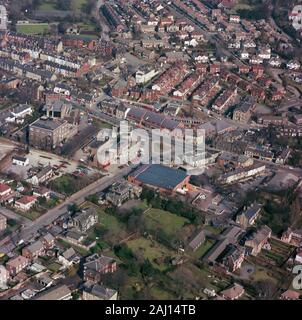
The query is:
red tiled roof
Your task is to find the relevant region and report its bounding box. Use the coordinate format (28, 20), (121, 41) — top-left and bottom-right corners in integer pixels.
(0, 183), (11, 193)
(16, 195), (37, 205)
(281, 290), (300, 300)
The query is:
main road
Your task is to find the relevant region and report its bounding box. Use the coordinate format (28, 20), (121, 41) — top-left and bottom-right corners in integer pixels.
(8, 166), (133, 246)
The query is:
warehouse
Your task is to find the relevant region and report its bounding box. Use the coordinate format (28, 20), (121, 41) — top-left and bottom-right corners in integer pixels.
(128, 164), (191, 193)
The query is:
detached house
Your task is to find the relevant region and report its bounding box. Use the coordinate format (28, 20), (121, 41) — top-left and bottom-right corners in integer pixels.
(6, 255), (29, 276)
(15, 195), (37, 212)
(22, 240), (44, 260)
(41, 233), (55, 249)
(12, 155), (29, 167)
(236, 203), (262, 228)
(0, 183), (13, 204)
(245, 225), (272, 256)
(222, 245), (245, 272)
(84, 254), (117, 283)
(72, 208), (98, 233)
(220, 283), (245, 300)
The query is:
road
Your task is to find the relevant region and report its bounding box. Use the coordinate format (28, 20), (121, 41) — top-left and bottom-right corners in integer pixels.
(9, 166), (133, 246)
(0, 206), (31, 226)
(95, 0), (110, 41)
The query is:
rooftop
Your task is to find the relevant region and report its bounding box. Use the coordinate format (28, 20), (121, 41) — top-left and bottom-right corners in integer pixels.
(129, 164), (188, 191)
(30, 118), (66, 131)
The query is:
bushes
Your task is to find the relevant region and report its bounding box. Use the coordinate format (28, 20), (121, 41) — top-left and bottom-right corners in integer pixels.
(114, 243), (134, 261)
(261, 202), (290, 236)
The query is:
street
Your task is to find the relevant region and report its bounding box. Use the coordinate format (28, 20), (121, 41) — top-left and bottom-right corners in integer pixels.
(7, 166), (133, 248)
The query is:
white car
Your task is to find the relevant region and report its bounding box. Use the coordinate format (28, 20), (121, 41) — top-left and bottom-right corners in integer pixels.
(21, 289), (36, 300)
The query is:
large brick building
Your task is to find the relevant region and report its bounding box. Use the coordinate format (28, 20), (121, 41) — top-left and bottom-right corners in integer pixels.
(29, 117), (77, 150)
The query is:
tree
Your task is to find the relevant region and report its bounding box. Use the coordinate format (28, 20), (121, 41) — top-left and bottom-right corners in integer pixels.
(254, 280), (277, 300)
(68, 203), (79, 216)
(102, 268), (129, 291)
(140, 188), (155, 204)
(141, 259), (156, 279)
(126, 214), (146, 234)
(37, 196), (47, 206)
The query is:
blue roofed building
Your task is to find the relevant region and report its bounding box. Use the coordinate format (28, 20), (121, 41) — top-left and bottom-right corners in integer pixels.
(128, 164), (191, 193)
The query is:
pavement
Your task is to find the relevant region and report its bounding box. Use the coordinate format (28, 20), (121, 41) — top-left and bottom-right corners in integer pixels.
(0, 206), (31, 226)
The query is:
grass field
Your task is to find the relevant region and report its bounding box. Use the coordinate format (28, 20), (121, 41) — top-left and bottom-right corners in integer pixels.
(149, 286), (176, 300)
(97, 209), (125, 235)
(204, 225), (222, 235)
(191, 239), (216, 259)
(144, 209), (189, 237)
(127, 237), (172, 271)
(17, 23), (49, 34)
(81, 203), (127, 238)
(38, 0), (88, 12)
(49, 174), (99, 196)
(19, 210), (44, 221)
(47, 262), (62, 273)
(38, 1), (56, 11)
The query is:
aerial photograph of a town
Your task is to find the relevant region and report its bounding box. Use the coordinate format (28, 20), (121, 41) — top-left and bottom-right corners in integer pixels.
(0, 0), (302, 306)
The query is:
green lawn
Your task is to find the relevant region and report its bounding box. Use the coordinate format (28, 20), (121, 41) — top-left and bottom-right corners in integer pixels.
(204, 225), (222, 235)
(149, 286), (176, 300)
(73, 0), (88, 12)
(127, 237), (172, 271)
(38, 1), (57, 11)
(97, 209), (125, 236)
(21, 210), (43, 221)
(17, 24), (49, 34)
(144, 209), (189, 237)
(38, 0), (88, 12)
(136, 200), (149, 211)
(49, 174), (99, 196)
(47, 262), (62, 273)
(192, 239), (216, 259)
(80, 203), (130, 248)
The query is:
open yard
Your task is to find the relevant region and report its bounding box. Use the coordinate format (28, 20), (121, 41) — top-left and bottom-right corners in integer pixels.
(81, 203), (129, 246)
(48, 173), (101, 196)
(37, 0), (89, 12)
(144, 208), (190, 237)
(248, 264), (279, 284)
(16, 23), (49, 34)
(191, 239), (216, 259)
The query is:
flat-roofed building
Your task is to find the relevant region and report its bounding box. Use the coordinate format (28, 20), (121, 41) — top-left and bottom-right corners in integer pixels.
(128, 164), (191, 193)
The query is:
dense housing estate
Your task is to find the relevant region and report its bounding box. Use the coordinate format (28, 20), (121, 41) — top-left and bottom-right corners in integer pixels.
(0, 0), (301, 302)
